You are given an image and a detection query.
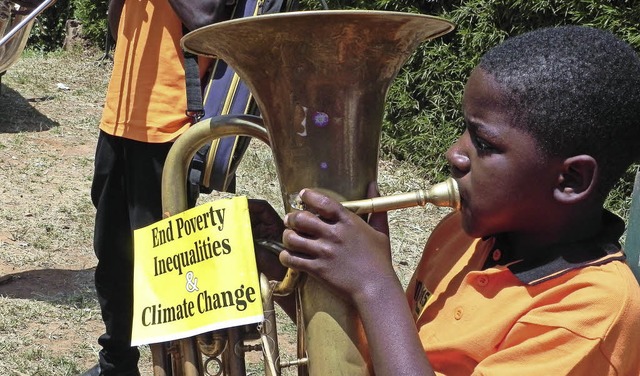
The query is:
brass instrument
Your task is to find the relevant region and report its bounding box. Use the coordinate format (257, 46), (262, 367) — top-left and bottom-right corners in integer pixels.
(0, 0), (56, 75)
(156, 10), (455, 376)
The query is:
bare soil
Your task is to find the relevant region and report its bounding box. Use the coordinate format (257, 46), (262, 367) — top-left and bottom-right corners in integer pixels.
(0, 48), (110, 375)
(0, 47), (449, 375)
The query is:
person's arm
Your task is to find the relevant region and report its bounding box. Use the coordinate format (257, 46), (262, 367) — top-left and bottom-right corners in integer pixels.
(107, 0), (125, 41)
(167, 0), (229, 31)
(279, 184), (436, 376)
(356, 274), (435, 376)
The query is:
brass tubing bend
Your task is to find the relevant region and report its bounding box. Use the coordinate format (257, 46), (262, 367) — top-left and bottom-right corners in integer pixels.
(161, 114), (268, 217)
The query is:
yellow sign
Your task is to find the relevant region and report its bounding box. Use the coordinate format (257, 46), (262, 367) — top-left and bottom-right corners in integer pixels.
(131, 196), (263, 346)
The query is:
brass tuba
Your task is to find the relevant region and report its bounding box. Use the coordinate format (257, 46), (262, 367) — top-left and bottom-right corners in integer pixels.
(0, 0), (56, 75)
(155, 10), (455, 376)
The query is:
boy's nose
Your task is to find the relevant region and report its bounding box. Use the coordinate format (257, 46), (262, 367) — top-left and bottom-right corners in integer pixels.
(445, 136), (470, 177)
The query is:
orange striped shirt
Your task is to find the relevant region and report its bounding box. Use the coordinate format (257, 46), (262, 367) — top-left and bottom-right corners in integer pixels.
(100, 0), (208, 143)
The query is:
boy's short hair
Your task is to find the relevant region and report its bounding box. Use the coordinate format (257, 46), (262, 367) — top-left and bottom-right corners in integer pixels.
(477, 25), (640, 195)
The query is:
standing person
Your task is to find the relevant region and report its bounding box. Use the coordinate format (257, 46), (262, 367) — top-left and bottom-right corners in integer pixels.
(83, 1), (230, 375)
(253, 25), (640, 375)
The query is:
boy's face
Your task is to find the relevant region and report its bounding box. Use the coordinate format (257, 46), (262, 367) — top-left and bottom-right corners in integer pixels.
(446, 68), (561, 239)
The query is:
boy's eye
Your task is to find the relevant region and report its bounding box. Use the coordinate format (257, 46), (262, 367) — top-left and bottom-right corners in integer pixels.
(472, 134), (496, 153)
(463, 120), (499, 154)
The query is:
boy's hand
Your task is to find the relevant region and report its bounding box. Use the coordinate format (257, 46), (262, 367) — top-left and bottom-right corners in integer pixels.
(248, 199), (287, 281)
(280, 182), (394, 304)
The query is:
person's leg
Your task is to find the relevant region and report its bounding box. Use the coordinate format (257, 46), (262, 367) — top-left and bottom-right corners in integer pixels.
(92, 132), (174, 374)
(91, 131), (141, 375)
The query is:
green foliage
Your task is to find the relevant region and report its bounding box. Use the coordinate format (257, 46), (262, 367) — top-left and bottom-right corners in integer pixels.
(71, 0), (108, 47)
(23, 0), (107, 50)
(27, 0), (72, 51)
(606, 165), (638, 221)
(303, 0), (639, 216)
(24, 0), (640, 215)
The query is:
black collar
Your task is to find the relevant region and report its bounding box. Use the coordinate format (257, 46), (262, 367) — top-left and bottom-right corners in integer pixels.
(483, 210), (626, 285)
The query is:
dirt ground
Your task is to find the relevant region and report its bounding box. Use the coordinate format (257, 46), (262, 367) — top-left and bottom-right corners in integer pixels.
(0, 47), (113, 375)
(0, 47), (449, 376)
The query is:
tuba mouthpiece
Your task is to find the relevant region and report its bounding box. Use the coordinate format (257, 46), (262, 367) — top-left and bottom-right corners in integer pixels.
(340, 177), (460, 214)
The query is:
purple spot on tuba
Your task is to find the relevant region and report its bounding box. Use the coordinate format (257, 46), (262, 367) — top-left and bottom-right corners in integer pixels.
(313, 111), (329, 127)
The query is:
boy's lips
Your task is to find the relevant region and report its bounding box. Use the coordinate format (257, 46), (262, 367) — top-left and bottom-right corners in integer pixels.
(455, 183), (467, 211)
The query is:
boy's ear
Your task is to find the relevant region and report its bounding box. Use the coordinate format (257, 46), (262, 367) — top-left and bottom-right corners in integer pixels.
(553, 155), (598, 203)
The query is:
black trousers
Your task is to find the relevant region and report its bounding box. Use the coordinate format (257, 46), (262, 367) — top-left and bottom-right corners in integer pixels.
(91, 131), (173, 375)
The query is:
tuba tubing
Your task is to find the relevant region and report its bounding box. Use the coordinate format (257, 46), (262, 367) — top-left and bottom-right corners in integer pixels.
(1, 0), (56, 75)
(161, 114), (268, 218)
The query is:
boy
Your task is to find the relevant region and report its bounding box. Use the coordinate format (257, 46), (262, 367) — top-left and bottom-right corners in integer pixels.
(267, 25), (640, 375)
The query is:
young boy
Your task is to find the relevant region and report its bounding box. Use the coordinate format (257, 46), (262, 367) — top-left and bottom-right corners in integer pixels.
(268, 25), (640, 375)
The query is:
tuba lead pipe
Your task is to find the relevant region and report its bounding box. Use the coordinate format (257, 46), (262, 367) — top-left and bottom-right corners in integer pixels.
(340, 177), (460, 214)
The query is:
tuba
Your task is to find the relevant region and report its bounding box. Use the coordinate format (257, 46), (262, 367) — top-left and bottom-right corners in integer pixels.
(155, 10), (456, 376)
(0, 0), (56, 75)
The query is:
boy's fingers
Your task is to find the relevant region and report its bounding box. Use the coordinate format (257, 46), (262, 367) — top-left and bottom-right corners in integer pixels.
(280, 230), (321, 268)
(279, 249), (313, 271)
(293, 185), (388, 233)
(294, 188), (344, 223)
(368, 211), (389, 235)
(366, 181), (381, 199)
(283, 211), (326, 241)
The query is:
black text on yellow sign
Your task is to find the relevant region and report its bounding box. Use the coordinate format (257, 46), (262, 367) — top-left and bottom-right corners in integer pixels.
(131, 196), (263, 346)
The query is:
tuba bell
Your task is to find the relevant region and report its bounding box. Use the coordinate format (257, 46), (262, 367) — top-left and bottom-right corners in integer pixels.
(0, 0), (56, 75)
(155, 10), (455, 376)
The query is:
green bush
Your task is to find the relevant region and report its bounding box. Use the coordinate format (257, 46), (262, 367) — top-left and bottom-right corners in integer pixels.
(26, 0), (107, 50)
(27, 0), (72, 51)
(303, 0), (639, 217)
(71, 0), (108, 47)
(26, 0), (640, 216)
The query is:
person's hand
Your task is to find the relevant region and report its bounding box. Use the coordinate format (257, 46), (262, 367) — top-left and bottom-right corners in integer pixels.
(280, 182), (393, 303)
(248, 199), (285, 243)
(248, 199), (287, 281)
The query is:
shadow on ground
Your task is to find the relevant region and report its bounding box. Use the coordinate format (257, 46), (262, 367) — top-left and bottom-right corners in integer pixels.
(0, 267), (95, 305)
(0, 83), (60, 133)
